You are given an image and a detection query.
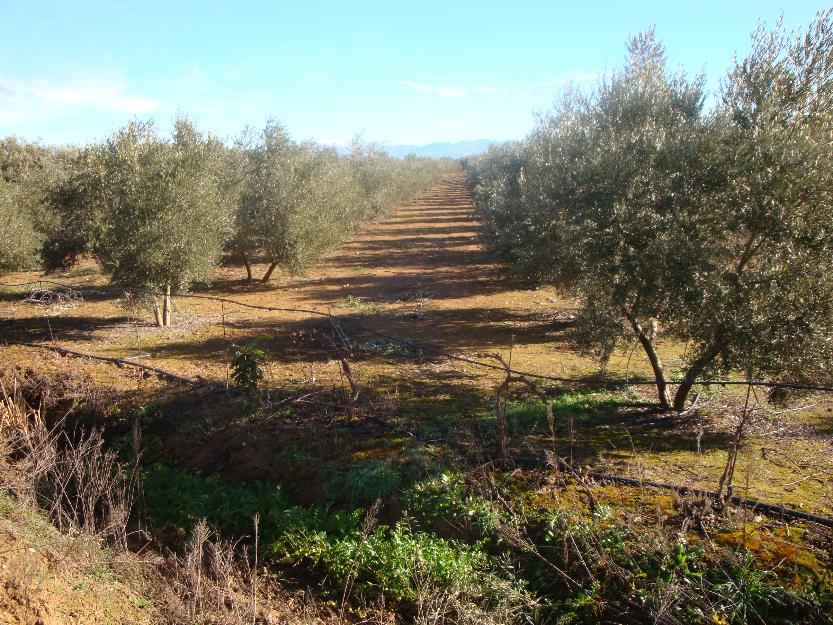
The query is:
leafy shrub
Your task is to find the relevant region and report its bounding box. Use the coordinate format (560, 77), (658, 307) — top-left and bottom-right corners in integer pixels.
(272, 517), (535, 617)
(324, 458), (403, 505)
(143, 463), (288, 539)
(406, 473), (506, 544)
(409, 474), (830, 624)
(230, 344), (266, 413)
(142, 465), (534, 620)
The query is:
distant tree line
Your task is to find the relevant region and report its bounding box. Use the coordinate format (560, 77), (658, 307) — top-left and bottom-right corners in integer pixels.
(0, 119), (456, 325)
(465, 11), (833, 410)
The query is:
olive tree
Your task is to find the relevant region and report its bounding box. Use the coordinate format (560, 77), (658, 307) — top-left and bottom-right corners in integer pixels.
(93, 118), (234, 326)
(0, 136), (61, 274)
(558, 33), (717, 409)
(474, 30), (714, 409)
(345, 139), (399, 219)
(670, 10), (833, 408)
(0, 178), (42, 274)
(469, 14), (833, 411)
(235, 122), (360, 282)
(40, 146), (108, 272)
(229, 123), (456, 283)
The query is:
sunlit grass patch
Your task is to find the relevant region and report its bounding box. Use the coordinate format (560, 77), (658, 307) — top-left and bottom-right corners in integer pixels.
(505, 388), (639, 431)
(333, 293), (378, 311)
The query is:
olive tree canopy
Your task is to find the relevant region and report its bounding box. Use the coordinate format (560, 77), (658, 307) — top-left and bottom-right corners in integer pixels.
(673, 11), (833, 407)
(234, 121), (360, 282)
(93, 118), (234, 325)
(468, 11), (833, 411)
(0, 178), (42, 274)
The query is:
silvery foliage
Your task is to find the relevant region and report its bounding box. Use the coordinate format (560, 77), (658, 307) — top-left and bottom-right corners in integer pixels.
(237, 121), (361, 276)
(40, 146), (109, 272)
(683, 11), (833, 389)
(469, 12), (833, 408)
(232, 122), (456, 279)
(0, 137), (56, 274)
(93, 117), (235, 292)
(0, 178), (42, 273)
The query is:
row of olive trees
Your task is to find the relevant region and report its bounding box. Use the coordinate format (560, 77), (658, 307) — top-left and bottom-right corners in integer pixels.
(466, 12), (833, 411)
(1, 120), (456, 325)
(0, 137), (60, 274)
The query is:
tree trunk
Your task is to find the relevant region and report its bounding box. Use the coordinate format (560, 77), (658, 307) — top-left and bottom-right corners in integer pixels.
(673, 345), (720, 410)
(626, 313), (671, 409)
(717, 382), (752, 505)
(242, 254), (253, 283)
(162, 285), (171, 327)
(261, 261), (279, 283)
(153, 301), (163, 327)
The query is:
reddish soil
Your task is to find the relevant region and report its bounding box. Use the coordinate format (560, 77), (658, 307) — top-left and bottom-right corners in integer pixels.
(1, 173), (832, 514)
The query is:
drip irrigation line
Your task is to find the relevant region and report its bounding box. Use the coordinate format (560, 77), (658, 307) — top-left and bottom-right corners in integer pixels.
(6, 342), (205, 387)
(0, 279), (63, 288)
(5, 279), (833, 394)
(335, 316), (833, 394)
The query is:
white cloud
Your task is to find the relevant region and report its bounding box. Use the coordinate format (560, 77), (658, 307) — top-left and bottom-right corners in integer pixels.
(401, 80), (466, 98)
(0, 71), (161, 124)
(475, 86), (497, 94)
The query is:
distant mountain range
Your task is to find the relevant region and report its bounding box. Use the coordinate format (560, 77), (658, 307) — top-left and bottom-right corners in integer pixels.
(383, 139), (501, 159)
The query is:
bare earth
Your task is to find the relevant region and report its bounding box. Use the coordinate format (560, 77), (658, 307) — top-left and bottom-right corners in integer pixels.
(1, 173), (831, 514)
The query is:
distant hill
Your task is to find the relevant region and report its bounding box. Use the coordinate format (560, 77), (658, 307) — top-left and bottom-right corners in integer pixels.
(383, 139), (501, 159)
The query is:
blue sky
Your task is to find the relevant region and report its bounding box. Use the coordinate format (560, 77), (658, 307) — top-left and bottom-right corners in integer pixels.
(0, 1), (828, 146)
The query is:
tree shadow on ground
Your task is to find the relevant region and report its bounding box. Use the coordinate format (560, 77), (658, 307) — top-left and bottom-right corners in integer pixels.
(357, 371), (735, 468)
(292, 266), (512, 303)
(0, 282), (124, 304)
(138, 304), (576, 369)
(0, 313), (130, 342)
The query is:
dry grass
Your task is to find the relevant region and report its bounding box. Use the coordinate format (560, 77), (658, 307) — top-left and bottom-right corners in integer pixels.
(0, 374), (333, 625)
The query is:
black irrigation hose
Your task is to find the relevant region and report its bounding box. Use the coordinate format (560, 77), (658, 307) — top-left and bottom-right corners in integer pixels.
(589, 473), (833, 528)
(5, 279), (833, 394)
(7, 341), (204, 386)
(335, 317), (833, 393)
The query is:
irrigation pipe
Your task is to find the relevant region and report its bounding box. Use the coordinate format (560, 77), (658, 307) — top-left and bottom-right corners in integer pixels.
(7, 342), (204, 386)
(514, 455), (833, 528)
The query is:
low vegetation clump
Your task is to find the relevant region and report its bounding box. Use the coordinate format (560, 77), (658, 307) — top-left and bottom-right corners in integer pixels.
(139, 460), (833, 624)
(405, 473), (832, 624)
(141, 463), (537, 622)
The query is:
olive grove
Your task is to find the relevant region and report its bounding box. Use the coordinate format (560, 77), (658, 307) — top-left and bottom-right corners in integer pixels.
(0, 118), (455, 325)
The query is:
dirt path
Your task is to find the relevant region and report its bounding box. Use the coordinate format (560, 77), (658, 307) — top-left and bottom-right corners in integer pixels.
(298, 174), (498, 305)
(276, 174), (571, 355)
